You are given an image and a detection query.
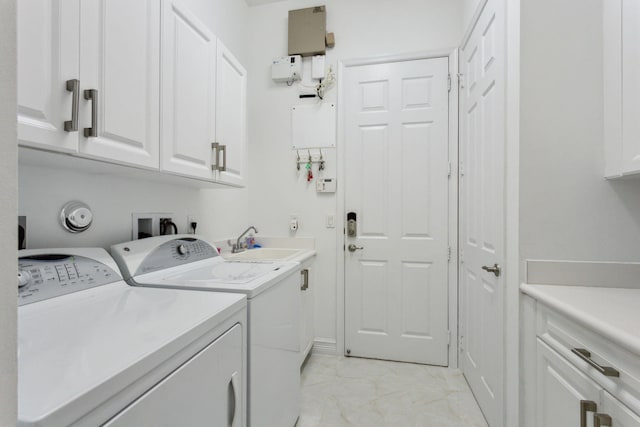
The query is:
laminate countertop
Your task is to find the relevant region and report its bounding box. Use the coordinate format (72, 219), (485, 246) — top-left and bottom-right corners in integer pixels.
(521, 283), (640, 357)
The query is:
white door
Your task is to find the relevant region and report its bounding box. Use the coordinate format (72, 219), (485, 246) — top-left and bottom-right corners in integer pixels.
(622, 0), (640, 174)
(459, 0), (506, 425)
(79, 0), (160, 169)
(105, 325), (243, 427)
(160, 0), (216, 180)
(344, 57), (450, 365)
(215, 40), (247, 187)
(535, 340), (601, 427)
(17, 0), (80, 153)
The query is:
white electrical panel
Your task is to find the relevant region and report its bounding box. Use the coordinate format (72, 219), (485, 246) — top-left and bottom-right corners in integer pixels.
(272, 55), (302, 82)
(292, 103), (336, 148)
(316, 178), (336, 193)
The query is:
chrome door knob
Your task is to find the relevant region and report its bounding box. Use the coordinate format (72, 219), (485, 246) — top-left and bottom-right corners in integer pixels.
(348, 244), (364, 252)
(481, 264), (501, 277)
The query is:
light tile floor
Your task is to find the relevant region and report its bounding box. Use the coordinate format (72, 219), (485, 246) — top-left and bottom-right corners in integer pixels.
(297, 354), (488, 427)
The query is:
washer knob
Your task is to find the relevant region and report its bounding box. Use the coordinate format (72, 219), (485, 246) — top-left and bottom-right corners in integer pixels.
(18, 270), (31, 288)
(177, 244), (187, 256)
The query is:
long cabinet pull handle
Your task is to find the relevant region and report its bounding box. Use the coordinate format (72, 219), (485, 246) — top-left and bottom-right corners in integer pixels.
(580, 400), (597, 427)
(212, 142), (220, 171)
(571, 348), (620, 377)
(219, 144), (227, 172)
(301, 269), (309, 291)
(64, 79), (80, 132)
(83, 89), (98, 137)
(594, 413), (613, 427)
(228, 371), (240, 427)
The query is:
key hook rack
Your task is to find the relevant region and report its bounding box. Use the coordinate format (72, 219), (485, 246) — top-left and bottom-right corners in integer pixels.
(296, 149), (325, 171)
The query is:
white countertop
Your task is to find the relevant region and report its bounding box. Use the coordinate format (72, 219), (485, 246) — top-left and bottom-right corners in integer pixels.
(521, 283), (640, 356)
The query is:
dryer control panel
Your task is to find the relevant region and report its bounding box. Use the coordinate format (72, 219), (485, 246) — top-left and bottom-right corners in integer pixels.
(134, 238), (218, 276)
(18, 254), (121, 306)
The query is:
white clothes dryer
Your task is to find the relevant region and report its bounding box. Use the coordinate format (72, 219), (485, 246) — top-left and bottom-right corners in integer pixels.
(18, 248), (246, 427)
(111, 235), (302, 427)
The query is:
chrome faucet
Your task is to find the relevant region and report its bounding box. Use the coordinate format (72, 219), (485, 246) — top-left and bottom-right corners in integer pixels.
(232, 226), (258, 253)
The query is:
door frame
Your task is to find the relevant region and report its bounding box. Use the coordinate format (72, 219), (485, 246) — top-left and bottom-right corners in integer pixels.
(335, 49), (460, 367)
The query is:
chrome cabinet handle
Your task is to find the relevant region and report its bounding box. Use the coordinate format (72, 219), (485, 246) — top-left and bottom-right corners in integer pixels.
(219, 144), (227, 172)
(481, 264), (501, 277)
(571, 348), (620, 377)
(581, 400), (597, 427)
(228, 371), (240, 427)
(348, 244), (363, 252)
(64, 79), (80, 132)
(83, 89), (98, 137)
(594, 413), (612, 427)
(301, 269), (309, 291)
(211, 142), (220, 171)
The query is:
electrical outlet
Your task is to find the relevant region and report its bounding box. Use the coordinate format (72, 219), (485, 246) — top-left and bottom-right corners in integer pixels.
(289, 214), (299, 232)
(187, 215), (198, 234)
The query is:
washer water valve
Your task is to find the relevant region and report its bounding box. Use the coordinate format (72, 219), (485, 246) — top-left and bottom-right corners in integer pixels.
(60, 201), (93, 233)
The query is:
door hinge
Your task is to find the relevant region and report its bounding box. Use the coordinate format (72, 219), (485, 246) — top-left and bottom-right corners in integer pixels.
(447, 73), (451, 92)
(447, 330), (451, 345)
(448, 162), (451, 178)
(447, 247), (451, 261)
(343, 244), (346, 252)
(460, 249), (464, 264)
(457, 73), (464, 89)
(459, 335), (464, 352)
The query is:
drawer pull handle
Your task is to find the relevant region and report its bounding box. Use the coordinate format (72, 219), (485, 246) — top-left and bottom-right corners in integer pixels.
(580, 400), (597, 427)
(594, 413), (612, 427)
(571, 348), (620, 377)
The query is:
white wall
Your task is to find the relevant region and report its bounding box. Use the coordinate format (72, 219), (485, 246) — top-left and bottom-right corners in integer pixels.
(461, 0), (484, 35)
(1, 0), (18, 424)
(520, 0), (640, 265)
(18, 0), (251, 250)
(247, 0), (463, 351)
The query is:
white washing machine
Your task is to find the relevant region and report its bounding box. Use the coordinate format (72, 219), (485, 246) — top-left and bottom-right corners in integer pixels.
(111, 235), (302, 427)
(18, 248), (247, 427)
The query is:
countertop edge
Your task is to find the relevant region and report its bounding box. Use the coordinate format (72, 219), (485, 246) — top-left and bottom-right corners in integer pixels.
(520, 283), (640, 357)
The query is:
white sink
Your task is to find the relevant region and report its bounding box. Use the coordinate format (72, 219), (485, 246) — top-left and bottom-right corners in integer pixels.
(224, 248), (303, 261)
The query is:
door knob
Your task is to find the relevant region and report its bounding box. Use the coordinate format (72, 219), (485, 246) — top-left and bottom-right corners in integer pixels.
(348, 244), (363, 252)
(481, 264), (501, 277)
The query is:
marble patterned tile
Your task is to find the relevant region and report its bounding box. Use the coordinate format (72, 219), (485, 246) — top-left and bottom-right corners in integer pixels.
(298, 354), (488, 427)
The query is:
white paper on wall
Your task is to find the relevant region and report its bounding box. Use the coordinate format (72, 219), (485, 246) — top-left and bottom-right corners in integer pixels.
(291, 102), (336, 149)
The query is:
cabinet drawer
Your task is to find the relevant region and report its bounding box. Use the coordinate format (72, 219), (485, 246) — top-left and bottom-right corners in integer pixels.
(536, 304), (640, 413)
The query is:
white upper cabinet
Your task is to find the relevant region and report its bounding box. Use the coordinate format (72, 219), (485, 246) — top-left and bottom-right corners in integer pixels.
(17, 0), (80, 153)
(215, 40), (247, 187)
(160, 0), (216, 180)
(17, 0), (160, 168)
(78, 0), (160, 169)
(604, 0), (640, 178)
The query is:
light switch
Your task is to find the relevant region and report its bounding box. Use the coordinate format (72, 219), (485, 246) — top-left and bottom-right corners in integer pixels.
(326, 214), (335, 228)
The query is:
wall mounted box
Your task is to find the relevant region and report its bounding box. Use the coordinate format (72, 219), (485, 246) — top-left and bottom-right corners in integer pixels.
(272, 55), (302, 82)
(288, 6), (326, 57)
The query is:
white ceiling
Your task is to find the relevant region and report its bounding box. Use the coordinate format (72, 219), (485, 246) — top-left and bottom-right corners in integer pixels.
(245, 0), (288, 6)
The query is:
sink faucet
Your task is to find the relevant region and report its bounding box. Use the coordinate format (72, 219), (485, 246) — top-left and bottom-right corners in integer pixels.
(232, 226), (258, 253)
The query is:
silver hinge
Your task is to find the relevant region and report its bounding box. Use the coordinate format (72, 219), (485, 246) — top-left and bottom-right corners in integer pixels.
(459, 160), (464, 177)
(448, 247), (451, 261)
(448, 162), (451, 178)
(447, 330), (451, 345)
(457, 73), (464, 89)
(459, 335), (464, 352)
(447, 74), (451, 92)
(460, 249), (464, 264)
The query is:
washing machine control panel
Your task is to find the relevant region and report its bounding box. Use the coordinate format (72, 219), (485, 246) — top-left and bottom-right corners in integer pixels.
(135, 238), (218, 276)
(18, 255), (121, 306)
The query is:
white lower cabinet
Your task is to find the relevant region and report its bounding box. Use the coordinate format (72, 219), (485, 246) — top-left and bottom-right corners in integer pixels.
(527, 301), (640, 427)
(105, 324), (243, 427)
(299, 259), (315, 365)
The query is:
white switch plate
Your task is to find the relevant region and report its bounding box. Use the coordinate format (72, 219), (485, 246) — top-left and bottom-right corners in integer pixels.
(326, 214), (335, 228)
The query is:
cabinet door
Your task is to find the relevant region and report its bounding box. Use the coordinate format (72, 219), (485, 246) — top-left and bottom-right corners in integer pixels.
(600, 391), (640, 427)
(17, 0), (80, 153)
(300, 265), (314, 365)
(536, 339), (602, 427)
(160, 0), (216, 180)
(79, 0), (160, 169)
(621, 0), (640, 175)
(105, 324), (244, 427)
(215, 40), (247, 187)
